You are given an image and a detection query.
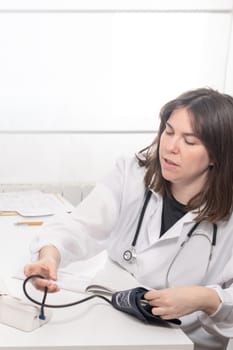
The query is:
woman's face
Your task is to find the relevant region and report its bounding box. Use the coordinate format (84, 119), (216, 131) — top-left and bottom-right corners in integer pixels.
(159, 108), (210, 196)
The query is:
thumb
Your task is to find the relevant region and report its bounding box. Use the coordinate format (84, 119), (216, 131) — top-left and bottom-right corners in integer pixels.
(23, 264), (31, 276)
(47, 262), (58, 281)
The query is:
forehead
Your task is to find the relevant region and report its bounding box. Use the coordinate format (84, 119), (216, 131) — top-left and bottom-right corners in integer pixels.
(167, 108), (195, 132)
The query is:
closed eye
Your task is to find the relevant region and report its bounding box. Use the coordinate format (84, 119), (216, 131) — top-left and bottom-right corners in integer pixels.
(165, 129), (173, 135)
(164, 123), (174, 135)
(184, 134), (202, 145)
(184, 138), (196, 145)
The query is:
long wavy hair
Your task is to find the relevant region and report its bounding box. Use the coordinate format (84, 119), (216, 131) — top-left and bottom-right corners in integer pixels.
(138, 88), (233, 222)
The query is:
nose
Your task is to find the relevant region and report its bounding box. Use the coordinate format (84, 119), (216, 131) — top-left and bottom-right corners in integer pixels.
(166, 136), (180, 154)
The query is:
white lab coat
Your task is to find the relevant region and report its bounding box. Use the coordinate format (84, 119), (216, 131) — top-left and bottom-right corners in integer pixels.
(31, 156), (233, 350)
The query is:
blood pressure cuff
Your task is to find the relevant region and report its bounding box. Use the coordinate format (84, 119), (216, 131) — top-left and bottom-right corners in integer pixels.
(111, 287), (181, 326)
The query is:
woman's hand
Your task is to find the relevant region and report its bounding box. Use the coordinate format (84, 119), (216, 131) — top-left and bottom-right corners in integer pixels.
(24, 246), (61, 293)
(144, 286), (221, 320)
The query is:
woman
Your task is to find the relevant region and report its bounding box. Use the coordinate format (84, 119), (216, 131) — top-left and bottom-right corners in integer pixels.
(24, 88), (233, 350)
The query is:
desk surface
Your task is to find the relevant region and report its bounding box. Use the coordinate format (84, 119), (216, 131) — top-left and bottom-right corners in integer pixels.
(0, 215), (193, 350)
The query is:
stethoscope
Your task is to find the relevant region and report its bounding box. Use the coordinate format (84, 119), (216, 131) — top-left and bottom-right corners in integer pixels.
(123, 190), (217, 284)
(123, 190), (153, 262)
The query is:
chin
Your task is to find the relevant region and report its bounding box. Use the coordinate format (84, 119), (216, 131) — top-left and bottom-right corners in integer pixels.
(161, 170), (175, 182)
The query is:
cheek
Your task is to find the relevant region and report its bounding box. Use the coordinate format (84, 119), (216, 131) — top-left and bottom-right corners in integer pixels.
(159, 135), (165, 154)
(186, 150), (210, 170)
(198, 148), (210, 166)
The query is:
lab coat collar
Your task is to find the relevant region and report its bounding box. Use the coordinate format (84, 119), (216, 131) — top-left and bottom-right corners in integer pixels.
(162, 212), (197, 240)
(150, 189), (196, 219)
(149, 191), (198, 241)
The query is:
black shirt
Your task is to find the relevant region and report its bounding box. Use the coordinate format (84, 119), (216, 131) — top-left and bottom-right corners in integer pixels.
(160, 194), (187, 237)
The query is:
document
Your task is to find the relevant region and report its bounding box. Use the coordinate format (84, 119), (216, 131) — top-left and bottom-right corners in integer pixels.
(14, 251), (140, 294)
(0, 190), (74, 216)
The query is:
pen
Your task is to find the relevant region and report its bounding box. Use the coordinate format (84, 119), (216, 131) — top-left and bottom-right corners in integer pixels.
(15, 221), (43, 226)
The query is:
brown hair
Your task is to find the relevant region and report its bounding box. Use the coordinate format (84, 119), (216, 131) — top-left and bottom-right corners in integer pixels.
(138, 88), (233, 222)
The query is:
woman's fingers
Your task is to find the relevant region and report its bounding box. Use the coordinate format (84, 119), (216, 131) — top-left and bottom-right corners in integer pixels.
(24, 261), (60, 292)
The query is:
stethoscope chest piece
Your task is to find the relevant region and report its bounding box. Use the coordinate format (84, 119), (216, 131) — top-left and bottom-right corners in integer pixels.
(123, 247), (136, 263)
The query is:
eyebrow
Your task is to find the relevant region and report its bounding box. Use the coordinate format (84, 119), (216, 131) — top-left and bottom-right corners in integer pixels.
(166, 121), (197, 137)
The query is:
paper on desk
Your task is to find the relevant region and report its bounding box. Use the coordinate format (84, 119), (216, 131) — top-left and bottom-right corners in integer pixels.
(14, 251), (140, 294)
(14, 251), (108, 293)
(0, 190), (74, 216)
(57, 251), (109, 292)
(58, 253), (140, 293)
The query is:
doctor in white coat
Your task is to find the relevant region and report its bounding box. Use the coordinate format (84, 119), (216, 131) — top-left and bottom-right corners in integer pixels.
(25, 88), (233, 350)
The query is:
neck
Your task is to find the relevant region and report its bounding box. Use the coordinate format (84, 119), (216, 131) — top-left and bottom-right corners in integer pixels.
(171, 183), (201, 205)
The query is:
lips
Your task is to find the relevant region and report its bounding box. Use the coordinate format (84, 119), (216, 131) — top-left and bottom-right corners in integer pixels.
(163, 158), (179, 166)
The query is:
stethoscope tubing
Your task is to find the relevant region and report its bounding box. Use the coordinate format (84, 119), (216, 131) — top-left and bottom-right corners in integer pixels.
(131, 190), (152, 246)
(123, 190), (218, 282)
(123, 190), (152, 262)
(165, 224), (217, 286)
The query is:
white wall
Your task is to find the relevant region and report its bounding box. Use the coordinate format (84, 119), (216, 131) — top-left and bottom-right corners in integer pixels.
(0, 0), (232, 185)
(225, 10), (233, 92)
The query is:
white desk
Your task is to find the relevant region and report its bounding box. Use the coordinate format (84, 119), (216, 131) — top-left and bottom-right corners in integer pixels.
(0, 215), (193, 350)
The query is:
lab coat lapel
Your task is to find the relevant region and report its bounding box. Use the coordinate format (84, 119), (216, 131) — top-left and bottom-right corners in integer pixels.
(146, 192), (197, 245)
(159, 211), (197, 241)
